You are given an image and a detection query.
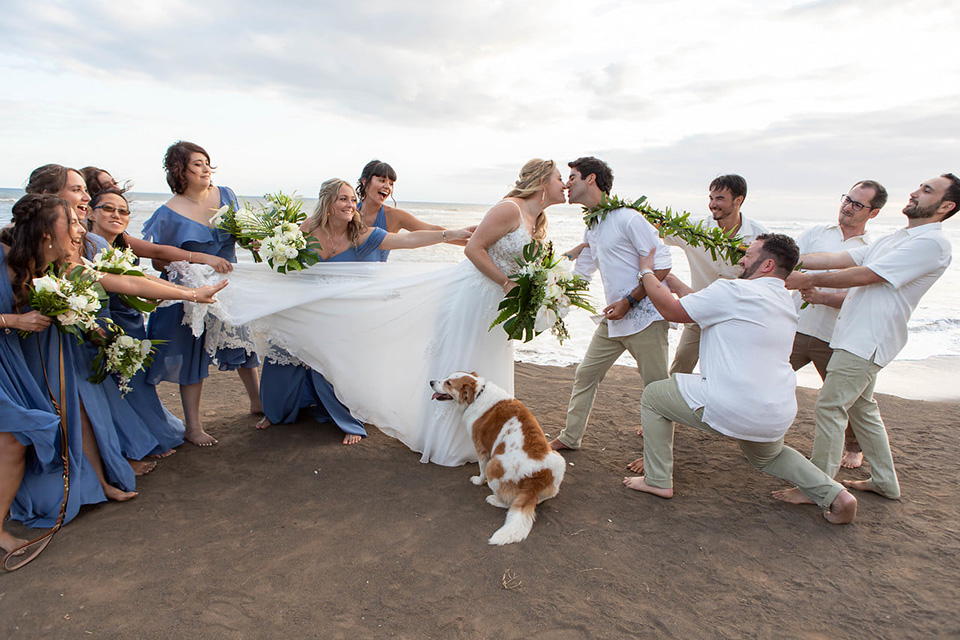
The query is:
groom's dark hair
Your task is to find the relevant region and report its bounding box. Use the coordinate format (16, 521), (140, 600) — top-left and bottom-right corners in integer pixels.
(569, 157), (613, 194)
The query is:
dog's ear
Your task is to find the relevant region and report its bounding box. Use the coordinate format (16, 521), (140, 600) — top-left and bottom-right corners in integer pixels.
(451, 376), (477, 404)
(469, 371), (479, 377)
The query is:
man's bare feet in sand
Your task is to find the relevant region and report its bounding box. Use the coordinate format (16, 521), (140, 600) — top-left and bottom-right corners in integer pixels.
(0, 531), (27, 556)
(103, 485), (138, 501)
(342, 434), (363, 445)
(548, 438), (572, 451)
(128, 459), (157, 476)
(824, 490), (857, 524)
(255, 416), (271, 430)
(771, 487), (814, 504)
(622, 476), (673, 498)
(185, 428), (218, 446)
(842, 479), (898, 499)
(626, 458), (644, 473)
(150, 449), (176, 459)
(840, 449), (863, 469)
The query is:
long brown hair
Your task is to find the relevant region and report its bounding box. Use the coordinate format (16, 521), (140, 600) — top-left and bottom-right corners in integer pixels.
(303, 178), (366, 247)
(503, 159), (553, 240)
(0, 194), (71, 309)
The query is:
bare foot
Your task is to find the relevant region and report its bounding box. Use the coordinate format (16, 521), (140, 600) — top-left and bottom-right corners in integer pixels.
(185, 428), (218, 446)
(150, 448), (176, 459)
(342, 434), (363, 445)
(636, 425), (643, 437)
(771, 487), (814, 504)
(840, 449), (863, 469)
(103, 485), (138, 502)
(626, 458), (644, 474)
(622, 476), (673, 498)
(823, 489), (857, 524)
(255, 416), (272, 430)
(128, 459), (158, 476)
(842, 479), (899, 499)
(250, 400), (263, 416)
(549, 438), (572, 451)
(1, 531), (28, 556)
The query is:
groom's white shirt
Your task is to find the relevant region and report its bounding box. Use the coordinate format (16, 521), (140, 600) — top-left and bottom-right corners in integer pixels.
(573, 207), (672, 338)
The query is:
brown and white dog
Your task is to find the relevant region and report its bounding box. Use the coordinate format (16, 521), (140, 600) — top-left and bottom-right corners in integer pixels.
(430, 371), (565, 545)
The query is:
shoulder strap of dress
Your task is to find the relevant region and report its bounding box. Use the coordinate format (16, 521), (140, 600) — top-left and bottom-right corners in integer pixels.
(496, 199), (523, 216)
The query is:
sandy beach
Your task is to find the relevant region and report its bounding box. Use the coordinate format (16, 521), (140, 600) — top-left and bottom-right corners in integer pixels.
(3, 363), (959, 638)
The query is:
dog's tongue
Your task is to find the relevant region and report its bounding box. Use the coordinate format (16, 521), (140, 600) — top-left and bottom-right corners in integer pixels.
(431, 392), (451, 401)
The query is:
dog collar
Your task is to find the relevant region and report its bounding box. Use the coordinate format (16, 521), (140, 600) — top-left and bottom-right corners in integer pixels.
(475, 383), (485, 399)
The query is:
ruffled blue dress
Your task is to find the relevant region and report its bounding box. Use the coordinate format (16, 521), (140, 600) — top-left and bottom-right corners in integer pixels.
(103, 249), (185, 454)
(258, 228), (388, 438)
(141, 186), (259, 385)
(2, 246), (106, 527)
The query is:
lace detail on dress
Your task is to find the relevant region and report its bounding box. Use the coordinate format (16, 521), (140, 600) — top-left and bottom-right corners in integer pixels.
(487, 226), (532, 277)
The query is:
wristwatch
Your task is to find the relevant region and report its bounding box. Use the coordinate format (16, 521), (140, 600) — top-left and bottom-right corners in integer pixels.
(625, 294), (639, 307)
(637, 269), (654, 282)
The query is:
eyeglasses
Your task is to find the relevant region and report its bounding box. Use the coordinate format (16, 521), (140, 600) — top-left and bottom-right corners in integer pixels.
(840, 194), (872, 212)
(94, 204), (130, 216)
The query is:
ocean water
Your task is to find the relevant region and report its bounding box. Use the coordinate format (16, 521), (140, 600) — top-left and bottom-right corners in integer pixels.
(2, 188), (958, 371)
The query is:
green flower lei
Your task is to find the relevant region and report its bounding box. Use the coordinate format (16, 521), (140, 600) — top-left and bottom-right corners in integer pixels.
(582, 194), (747, 265)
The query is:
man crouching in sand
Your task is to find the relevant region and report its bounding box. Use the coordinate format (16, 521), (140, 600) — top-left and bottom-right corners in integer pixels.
(623, 234), (857, 524)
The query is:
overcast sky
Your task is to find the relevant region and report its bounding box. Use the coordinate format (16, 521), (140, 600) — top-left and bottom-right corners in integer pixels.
(1, 0), (957, 219)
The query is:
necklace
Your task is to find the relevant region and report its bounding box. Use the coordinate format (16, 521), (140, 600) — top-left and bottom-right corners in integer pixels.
(325, 227), (348, 255)
(181, 190), (209, 205)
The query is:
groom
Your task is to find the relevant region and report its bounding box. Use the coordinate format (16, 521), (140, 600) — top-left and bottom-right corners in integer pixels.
(550, 157), (672, 451)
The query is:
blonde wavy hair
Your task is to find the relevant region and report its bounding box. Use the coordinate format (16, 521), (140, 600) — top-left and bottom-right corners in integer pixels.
(503, 158), (554, 239)
(304, 178), (366, 246)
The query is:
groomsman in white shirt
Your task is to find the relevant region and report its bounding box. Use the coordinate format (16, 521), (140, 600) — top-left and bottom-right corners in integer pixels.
(623, 234), (858, 524)
(777, 174), (958, 504)
(664, 174), (768, 374)
(550, 157), (671, 451)
(791, 180), (886, 469)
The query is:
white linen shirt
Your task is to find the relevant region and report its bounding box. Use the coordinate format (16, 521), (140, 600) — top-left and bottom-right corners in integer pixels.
(664, 215), (769, 291)
(573, 207), (672, 338)
(676, 277), (798, 442)
(830, 223), (952, 367)
(794, 223), (871, 343)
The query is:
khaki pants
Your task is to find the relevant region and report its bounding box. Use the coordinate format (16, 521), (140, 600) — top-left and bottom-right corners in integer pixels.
(558, 320), (668, 449)
(669, 323), (700, 375)
(640, 376), (844, 509)
(810, 349), (900, 498)
(790, 332), (860, 453)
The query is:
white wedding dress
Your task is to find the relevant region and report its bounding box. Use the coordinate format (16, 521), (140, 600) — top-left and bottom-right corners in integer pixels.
(176, 225), (532, 466)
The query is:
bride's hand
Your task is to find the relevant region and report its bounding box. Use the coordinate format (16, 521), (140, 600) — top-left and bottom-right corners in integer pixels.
(447, 227), (473, 243)
(191, 280), (228, 304)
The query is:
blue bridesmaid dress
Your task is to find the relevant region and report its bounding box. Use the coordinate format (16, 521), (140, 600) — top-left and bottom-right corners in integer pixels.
(258, 227), (389, 438)
(373, 204), (390, 262)
(141, 186), (259, 385)
(2, 246), (106, 527)
(103, 250), (185, 454)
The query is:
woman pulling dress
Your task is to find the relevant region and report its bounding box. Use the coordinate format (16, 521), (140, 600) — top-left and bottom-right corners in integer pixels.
(256, 178), (473, 444)
(186, 159), (565, 466)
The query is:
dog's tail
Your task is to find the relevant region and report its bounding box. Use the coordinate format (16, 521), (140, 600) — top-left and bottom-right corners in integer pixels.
(488, 469), (556, 546)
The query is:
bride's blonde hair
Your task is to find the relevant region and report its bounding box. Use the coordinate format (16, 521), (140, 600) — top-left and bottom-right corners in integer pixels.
(304, 178), (365, 246)
(503, 158), (553, 240)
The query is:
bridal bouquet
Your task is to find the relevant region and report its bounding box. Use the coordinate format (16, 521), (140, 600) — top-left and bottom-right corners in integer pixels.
(213, 191), (323, 273)
(490, 240), (595, 344)
(89, 326), (162, 395)
(86, 246), (159, 312)
(28, 264), (107, 340)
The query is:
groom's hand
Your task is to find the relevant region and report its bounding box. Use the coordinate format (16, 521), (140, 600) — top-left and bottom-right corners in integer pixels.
(603, 299), (630, 321)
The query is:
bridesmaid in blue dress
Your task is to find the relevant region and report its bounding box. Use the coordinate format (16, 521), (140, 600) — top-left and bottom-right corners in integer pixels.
(256, 178), (472, 444)
(355, 159), (464, 262)
(141, 141), (261, 447)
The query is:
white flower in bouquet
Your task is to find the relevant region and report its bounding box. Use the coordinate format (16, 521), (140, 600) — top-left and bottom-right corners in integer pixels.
(57, 310), (80, 326)
(140, 339), (152, 357)
(211, 205), (230, 227)
(534, 304), (558, 333)
(33, 275), (61, 294)
(234, 208), (261, 234)
(117, 334), (136, 349)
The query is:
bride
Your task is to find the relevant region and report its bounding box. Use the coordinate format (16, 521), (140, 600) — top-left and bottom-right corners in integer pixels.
(188, 159), (566, 466)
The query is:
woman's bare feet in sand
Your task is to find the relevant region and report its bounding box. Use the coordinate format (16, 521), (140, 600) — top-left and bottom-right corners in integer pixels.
(185, 428), (218, 446)
(150, 449), (176, 459)
(823, 490), (857, 524)
(840, 449), (863, 469)
(1, 531), (27, 556)
(622, 476), (673, 498)
(626, 458), (644, 473)
(636, 425), (643, 437)
(103, 485), (138, 502)
(255, 416), (272, 430)
(342, 434), (363, 445)
(128, 459), (158, 476)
